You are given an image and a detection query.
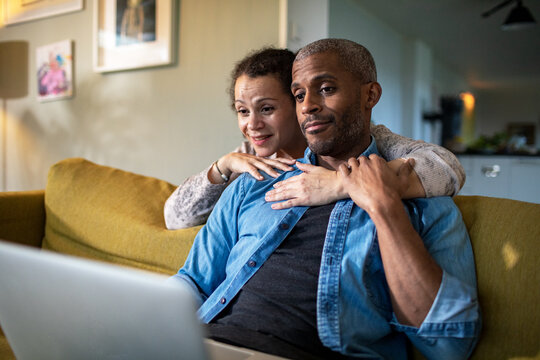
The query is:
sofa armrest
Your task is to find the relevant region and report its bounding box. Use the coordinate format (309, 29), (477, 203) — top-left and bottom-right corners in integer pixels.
(0, 190), (45, 248)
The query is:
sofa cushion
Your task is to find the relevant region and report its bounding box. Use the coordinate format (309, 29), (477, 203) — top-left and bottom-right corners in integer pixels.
(43, 158), (200, 275)
(454, 195), (540, 359)
(0, 326), (14, 360)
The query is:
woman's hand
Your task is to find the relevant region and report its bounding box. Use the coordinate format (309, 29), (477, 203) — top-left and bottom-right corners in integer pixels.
(265, 162), (347, 209)
(387, 159), (426, 198)
(208, 153), (295, 184)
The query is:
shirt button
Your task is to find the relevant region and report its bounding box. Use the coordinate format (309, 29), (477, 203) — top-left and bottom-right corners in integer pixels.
(248, 260), (256, 267)
(279, 223), (289, 230)
(220, 297), (226, 304)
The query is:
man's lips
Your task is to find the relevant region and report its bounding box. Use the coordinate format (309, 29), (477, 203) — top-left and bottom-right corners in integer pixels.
(302, 114), (335, 130)
(302, 118), (333, 134)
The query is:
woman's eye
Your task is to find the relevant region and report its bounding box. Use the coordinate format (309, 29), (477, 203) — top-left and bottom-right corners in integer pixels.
(261, 106), (274, 113)
(236, 109), (249, 116)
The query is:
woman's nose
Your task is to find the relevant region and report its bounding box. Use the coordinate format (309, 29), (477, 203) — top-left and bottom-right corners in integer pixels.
(247, 113), (264, 130)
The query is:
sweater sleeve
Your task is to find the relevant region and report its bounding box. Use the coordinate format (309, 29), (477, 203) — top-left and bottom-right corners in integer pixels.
(163, 141), (253, 229)
(371, 124), (465, 197)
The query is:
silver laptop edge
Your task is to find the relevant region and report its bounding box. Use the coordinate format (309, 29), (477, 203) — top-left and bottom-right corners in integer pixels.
(0, 241), (285, 360)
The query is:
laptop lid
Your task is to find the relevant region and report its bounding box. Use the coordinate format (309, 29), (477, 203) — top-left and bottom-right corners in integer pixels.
(0, 240), (209, 360)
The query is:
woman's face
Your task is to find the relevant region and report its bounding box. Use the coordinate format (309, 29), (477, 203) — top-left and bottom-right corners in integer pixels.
(234, 74), (304, 158)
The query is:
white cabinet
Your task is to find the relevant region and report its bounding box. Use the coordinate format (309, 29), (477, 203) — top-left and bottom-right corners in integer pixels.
(509, 159), (540, 203)
(457, 155), (540, 204)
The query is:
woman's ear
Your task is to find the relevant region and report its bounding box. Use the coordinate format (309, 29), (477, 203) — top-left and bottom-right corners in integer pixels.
(365, 82), (382, 109)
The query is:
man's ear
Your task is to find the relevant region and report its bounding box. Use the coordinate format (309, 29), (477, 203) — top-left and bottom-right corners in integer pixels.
(365, 82), (382, 109)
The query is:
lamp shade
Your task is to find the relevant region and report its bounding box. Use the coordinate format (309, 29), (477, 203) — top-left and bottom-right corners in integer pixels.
(502, 2), (537, 30)
(0, 41), (29, 99)
(0, 41), (28, 191)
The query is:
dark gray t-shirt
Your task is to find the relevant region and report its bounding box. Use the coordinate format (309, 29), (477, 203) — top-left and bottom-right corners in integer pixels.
(207, 203), (352, 359)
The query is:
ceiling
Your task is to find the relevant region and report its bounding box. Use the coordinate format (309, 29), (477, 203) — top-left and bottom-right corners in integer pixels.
(355, 0), (540, 89)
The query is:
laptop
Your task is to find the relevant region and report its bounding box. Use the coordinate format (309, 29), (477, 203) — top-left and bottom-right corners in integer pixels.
(0, 240), (285, 360)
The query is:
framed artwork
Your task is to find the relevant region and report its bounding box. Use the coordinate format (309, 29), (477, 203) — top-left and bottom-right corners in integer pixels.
(2, 0), (83, 26)
(93, 0), (175, 73)
(36, 39), (73, 102)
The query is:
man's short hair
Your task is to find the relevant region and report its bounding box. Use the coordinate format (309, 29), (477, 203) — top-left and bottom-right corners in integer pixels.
(295, 39), (377, 84)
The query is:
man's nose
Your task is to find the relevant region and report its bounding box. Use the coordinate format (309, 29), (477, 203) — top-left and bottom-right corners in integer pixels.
(301, 91), (322, 115)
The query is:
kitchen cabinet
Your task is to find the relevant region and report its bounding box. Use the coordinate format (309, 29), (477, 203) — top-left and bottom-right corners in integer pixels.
(457, 155), (540, 204)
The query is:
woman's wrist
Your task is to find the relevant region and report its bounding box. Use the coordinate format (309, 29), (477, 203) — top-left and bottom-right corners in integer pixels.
(334, 171), (349, 200)
(208, 157), (229, 184)
(214, 159), (229, 183)
(388, 158), (426, 198)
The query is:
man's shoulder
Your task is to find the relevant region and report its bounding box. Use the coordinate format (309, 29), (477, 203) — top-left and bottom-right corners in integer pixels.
(404, 196), (463, 226)
(407, 196), (456, 208)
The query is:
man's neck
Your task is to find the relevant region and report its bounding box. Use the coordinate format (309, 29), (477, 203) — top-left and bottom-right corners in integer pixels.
(317, 156), (350, 171)
(316, 137), (372, 171)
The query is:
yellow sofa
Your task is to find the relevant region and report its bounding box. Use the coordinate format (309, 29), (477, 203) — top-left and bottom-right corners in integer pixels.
(0, 158), (538, 359)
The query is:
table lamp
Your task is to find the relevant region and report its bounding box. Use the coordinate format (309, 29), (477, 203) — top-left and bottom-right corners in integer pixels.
(0, 41), (28, 191)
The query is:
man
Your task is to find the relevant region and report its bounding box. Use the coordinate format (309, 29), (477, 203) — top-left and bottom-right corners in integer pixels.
(171, 39), (480, 359)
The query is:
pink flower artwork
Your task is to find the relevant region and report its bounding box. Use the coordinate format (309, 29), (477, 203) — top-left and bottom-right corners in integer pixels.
(36, 40), (73, 101)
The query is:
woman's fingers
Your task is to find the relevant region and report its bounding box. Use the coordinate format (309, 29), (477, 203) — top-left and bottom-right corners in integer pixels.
(294, 161), (317, 173)
(338, 163), (351, 177)
(260, 158), (295, 174)
(225, 153), (295, 180)
(266, 167), (344, 208)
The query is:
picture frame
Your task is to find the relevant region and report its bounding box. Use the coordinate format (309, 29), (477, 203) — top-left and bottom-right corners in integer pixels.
(93, 0), (175, 73)
(36, 39), (74, 102)
(2, 0), (83, 26)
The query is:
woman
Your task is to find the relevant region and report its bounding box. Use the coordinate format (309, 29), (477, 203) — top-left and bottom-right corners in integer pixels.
(164, 48), (464, 229)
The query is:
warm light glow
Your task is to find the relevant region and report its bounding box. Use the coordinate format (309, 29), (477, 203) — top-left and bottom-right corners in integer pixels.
(502, 242), (520, 270)
(460, 92), (476, 145)
(460, 92), (475, 110)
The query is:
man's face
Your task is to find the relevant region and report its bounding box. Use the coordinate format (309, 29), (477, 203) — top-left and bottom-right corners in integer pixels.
(291, 52), (372, 160)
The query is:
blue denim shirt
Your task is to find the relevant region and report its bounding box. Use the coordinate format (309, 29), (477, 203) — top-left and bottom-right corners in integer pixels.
(172, 139), (481, 359)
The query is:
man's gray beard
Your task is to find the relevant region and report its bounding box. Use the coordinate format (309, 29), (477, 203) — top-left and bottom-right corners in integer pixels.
(307, 110), (366, 157)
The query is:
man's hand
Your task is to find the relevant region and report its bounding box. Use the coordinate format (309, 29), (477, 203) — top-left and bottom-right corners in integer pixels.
(265, 162), (347, 209)
(338, 154), (414, 213)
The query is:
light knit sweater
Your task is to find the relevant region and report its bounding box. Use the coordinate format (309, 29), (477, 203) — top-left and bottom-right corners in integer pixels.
(164, 124), (465, 229)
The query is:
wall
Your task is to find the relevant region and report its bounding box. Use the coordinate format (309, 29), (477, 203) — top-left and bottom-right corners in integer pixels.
(0, 0), (281, 191)
(286, 0), (328, 52)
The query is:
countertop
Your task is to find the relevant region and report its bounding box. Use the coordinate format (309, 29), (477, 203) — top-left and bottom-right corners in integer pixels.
(454, 150), (540, 157)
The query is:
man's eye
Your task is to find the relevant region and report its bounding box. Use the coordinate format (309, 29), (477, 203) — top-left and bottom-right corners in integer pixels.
(294, 93), (305, 102)
(321, 86), (335, 94)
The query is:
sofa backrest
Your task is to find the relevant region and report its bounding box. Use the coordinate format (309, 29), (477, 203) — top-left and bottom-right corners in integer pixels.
(453, 195), (540, 359)
(44, 158), (200, 275)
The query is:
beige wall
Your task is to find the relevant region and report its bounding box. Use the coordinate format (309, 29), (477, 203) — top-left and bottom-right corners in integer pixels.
(0, 0), (281, 191)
